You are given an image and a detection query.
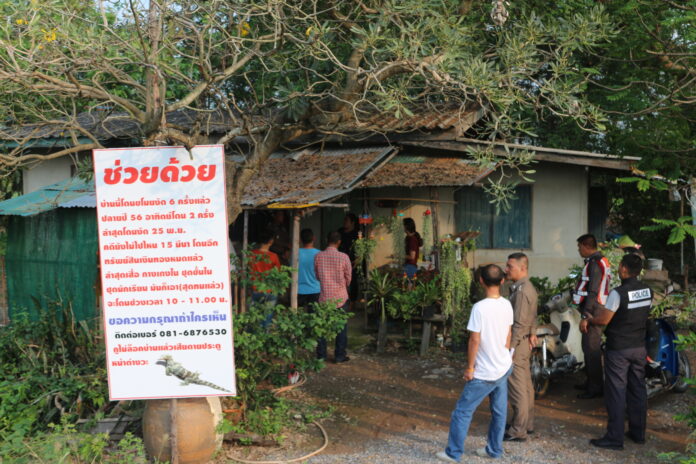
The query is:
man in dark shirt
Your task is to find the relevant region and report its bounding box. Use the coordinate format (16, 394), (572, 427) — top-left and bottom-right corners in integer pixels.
(581, 253), (651, 450)
(573, 234), (611, 399)
(338, 213), (359, 307)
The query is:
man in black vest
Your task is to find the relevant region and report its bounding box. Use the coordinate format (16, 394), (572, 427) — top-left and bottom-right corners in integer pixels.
(580, 253), (651, 450)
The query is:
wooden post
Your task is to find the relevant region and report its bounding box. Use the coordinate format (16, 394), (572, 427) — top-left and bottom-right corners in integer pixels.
(290, 211), (301, 309)
(170, 398), (179, 464)
(429, 188), (440, 246)
(240, 210), (249, 313)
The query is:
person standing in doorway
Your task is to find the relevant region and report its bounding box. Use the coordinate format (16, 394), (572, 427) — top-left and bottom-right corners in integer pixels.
(573, 234), (611, 399)
(581, 253), (651, 450)
(436, 264), (513, 462)
(338, 213), (359, 309)
(504, 253), (538, 442)
(403, 217), (423, 280)
(249, 229), (281, 327)
(314, 231), (352, 363)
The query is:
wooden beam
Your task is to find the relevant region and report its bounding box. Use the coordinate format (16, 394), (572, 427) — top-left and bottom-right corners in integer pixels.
(400, 140), (637, 171)
(290, 212), (301, 309)
(429, 187), (440, 249)
(240, 210), (248, 313)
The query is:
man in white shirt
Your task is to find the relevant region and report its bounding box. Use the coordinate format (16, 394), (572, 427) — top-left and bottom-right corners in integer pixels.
(437, 264), (513, 462)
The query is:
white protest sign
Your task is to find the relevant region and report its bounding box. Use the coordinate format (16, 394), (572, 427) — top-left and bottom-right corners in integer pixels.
(94, 145), (236, 400)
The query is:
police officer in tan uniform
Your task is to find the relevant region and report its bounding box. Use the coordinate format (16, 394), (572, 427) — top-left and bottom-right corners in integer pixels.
(504, 253), (538, 442)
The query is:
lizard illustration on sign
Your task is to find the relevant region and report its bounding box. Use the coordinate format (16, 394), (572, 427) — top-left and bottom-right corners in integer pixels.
(156, 355), (230, 393)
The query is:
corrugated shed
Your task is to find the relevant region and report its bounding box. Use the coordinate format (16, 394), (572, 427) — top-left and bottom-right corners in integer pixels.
(242, 147), (394, 207)
(6, 208), (99, 321)
(0, 178), (94, 216)
(359, 156), (496, 188)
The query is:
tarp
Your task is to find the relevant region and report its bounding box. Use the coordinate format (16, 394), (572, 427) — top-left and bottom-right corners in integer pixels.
(5, 208), (99, 321)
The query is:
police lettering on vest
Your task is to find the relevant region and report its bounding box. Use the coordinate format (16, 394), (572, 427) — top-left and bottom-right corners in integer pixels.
(604, 277), (652, 351)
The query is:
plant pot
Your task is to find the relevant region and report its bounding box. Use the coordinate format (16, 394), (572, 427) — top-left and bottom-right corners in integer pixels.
(422, 305), (437, 320)
(143, 397), (223, 464)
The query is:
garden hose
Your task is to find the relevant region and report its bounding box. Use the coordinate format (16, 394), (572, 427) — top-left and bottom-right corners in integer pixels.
(226, 420), (329, 464)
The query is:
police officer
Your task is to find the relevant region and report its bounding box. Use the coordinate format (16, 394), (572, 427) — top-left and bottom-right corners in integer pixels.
(580, 253), (651, 450)
(574, 234), (611, 399)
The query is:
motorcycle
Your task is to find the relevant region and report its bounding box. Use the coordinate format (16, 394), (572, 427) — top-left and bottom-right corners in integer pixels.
(531, 291), (691, 399)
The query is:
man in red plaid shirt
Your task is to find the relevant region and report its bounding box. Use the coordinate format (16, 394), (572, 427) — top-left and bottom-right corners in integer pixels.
(315, 230), (352, 363)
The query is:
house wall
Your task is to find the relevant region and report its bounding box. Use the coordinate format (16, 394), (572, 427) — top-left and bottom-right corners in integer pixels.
(473, 163), (588, 281)
(353, 163), (588, 282)
(23, 157), (75, 194)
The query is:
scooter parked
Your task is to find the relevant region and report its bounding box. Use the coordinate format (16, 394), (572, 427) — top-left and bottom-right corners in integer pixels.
(531, 291), (691, 398)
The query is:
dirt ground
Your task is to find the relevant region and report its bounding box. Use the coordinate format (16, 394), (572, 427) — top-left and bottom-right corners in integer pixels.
(302, 349), (693, 459)
(225, 322), (695, 464)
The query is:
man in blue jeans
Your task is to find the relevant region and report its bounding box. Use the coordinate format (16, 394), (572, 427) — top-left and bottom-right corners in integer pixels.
(437, 264), (513, 462)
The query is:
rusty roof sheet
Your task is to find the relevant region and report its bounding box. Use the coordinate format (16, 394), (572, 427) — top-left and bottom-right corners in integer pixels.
(328, 104), (483, 135)
(241, 147), (394, 208)
(359, 155), (496, 188)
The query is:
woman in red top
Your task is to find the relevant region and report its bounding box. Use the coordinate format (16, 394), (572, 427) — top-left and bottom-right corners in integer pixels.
(249, 229), (281, 327)
(403, 217), (422, 279)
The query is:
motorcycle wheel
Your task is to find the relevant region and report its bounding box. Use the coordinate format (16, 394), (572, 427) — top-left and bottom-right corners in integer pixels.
(672, 352), (692, 393)
(530, 348), (550, 398)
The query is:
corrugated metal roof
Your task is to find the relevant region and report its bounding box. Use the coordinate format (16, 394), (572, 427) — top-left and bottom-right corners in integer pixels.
(59, 193), (96, 208)
(241, 147), (395, 208)
(359, 156), (496, 188)
(2, 105), (483, 143)
(0, 178), (94, 216)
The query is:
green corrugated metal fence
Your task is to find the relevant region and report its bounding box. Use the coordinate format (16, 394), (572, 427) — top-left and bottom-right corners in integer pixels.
(6, 208), (98, 321)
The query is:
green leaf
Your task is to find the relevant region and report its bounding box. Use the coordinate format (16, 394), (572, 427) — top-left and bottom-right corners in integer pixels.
(667, 227), (686, 245)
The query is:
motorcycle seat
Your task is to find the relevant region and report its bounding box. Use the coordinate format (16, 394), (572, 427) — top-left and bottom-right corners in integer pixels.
(536, 324), (559, 336)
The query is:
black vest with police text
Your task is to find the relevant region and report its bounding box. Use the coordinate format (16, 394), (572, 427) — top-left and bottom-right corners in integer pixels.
(604, 277), (652, 351)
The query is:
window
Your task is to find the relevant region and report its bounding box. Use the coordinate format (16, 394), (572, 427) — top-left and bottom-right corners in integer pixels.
(455, 185), (532, 249)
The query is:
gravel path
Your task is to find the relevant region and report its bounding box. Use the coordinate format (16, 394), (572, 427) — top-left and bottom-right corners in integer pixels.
(308, 428), (663, 464)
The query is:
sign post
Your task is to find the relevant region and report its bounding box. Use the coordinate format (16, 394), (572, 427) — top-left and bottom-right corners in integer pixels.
(93, 145), (236, 401)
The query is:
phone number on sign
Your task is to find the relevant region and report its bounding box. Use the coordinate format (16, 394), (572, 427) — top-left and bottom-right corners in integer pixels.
(159, 329), (227, 337)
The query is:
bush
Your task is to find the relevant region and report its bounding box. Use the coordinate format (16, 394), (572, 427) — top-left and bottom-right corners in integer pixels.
(233, 298), (350, 407)
(0, 300), (109, 447)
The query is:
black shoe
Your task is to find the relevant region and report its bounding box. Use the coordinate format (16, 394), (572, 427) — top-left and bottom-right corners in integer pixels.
(577, 391), (603, 399)
(590, 437), (623, 450)
(503, 433), (526, 442)
(626, 431), (645, 444)
(334, 356), (350, 363)
(574, 383), (589, 391)
(527, 430), (535, 435)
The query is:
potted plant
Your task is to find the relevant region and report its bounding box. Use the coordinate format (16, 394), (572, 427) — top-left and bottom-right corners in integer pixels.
(367, 269), (397, 353)
(414, 276), (441, 319)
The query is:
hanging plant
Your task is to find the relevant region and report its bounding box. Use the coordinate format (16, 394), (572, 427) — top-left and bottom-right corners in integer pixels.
(439, 240), (473, 340)
(389, 214), (405, 265)
(352, 236), (377, 283)
(422, 210), (432, 255)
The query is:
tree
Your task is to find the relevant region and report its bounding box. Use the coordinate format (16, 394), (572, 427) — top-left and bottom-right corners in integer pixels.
(0, 0), (614, 222)
(535, 0), (695, 178)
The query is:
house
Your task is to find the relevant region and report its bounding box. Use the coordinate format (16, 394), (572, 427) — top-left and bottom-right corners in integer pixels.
(0, 108), (639, 320)
(242, 139), (637, 280)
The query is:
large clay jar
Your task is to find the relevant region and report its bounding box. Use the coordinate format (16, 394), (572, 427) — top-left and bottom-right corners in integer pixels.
(143, 397), (223, 464)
